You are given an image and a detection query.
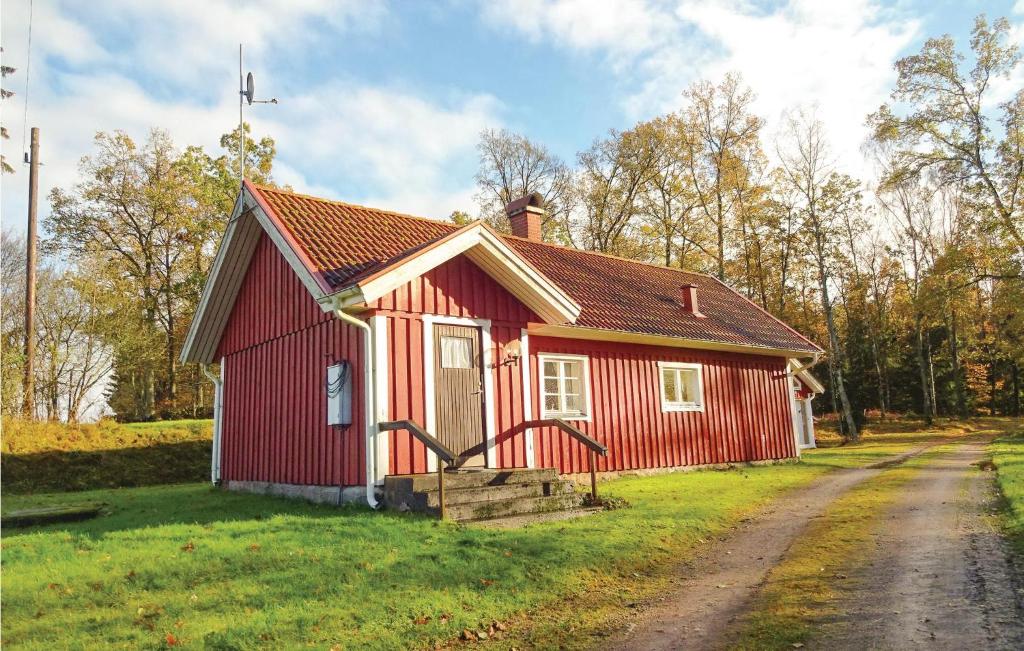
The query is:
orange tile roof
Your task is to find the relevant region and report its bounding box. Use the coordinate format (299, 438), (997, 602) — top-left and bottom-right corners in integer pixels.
(249, 183), (821, 354)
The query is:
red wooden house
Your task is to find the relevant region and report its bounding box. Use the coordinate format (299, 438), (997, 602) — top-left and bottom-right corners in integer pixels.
(182, 183), (823, 517)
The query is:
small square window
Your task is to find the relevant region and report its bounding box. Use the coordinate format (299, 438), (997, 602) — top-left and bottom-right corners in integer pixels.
(440, 336), (473, 369)
(538, 354), (591, 420)
(659, 362), (704, 412)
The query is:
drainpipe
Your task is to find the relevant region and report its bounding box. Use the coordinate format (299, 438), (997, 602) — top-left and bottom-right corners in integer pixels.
(201, 363), (223, 485)
(333, 306), (380, 509)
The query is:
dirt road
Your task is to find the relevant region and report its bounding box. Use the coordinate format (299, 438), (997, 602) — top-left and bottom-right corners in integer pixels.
(813, 441), (1024, 649)
(606, 453), (909, 651)
(607, 440), (1024, 650)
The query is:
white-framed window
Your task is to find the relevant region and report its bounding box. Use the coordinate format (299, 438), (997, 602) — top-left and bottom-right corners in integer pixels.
(539, 354), (591, 420)
(658, 361), (704, 412)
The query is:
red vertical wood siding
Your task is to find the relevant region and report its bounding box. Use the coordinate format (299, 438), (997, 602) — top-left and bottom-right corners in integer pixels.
(216, 241), (797, 488)
(526, 336), (796, 474)
(373, 256), (537, 475)
(217, 233), (364, 487)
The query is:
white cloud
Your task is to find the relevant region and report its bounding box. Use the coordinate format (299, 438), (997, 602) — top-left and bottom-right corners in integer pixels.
(1, 0), (498, 237)
(480, 0), (675, 61)
(483, 0), (921, 179)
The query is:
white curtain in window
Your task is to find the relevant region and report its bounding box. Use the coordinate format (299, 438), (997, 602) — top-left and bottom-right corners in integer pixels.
(440, 336), (473, 368)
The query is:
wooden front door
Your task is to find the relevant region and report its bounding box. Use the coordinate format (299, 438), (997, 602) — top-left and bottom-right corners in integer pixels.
(434, 324), (486, 466)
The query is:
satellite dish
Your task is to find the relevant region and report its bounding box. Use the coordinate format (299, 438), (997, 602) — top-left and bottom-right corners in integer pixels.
(245, 72), (255, 106)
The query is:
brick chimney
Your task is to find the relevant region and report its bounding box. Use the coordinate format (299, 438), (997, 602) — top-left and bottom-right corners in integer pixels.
(679, 283), (706, 318)
(505, 192), (545, 241)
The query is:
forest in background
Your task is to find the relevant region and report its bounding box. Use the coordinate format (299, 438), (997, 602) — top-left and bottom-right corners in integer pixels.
(1, 15), (1021, 440)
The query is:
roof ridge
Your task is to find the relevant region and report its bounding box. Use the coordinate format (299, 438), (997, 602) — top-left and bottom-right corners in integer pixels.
(501, 232), (718, 281)
(252, 183), (719, 281)
(250, 183), (461, 230)
(249, 183), (821, 353)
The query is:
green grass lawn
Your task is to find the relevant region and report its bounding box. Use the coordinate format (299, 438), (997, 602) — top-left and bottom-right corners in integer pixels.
(991, 422), (1024, 554)
(0, 419), (992, 650)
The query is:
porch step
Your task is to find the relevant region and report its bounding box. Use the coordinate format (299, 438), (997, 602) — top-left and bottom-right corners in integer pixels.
(383, 468), (584, 522)
(446, 492), (582, 522)
(386, 467), (559, 493)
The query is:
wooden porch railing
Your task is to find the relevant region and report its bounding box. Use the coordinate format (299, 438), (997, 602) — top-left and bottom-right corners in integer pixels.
(378, 420), (455, 520)
(524, 418), (609, 502)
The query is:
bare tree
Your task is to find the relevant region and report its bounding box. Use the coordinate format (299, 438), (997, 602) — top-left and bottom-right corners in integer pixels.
(1, 230), (26, 413)
(870, 16), (1023, 253)
(475, 129), (575, 238)
(680, 73), (765, 280)
(638, 114), (705, 268)
(576, 124), (663, 254)
(777, 108), (860, 441)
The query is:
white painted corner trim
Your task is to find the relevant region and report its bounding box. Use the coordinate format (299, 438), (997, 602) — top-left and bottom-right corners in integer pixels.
(521, 329), (536, 469)
(422, 315), (497, 471)
(371, 315), (389, 486)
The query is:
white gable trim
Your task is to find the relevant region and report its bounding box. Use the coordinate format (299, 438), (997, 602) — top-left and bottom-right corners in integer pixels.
(789, 359), (826, 394)
(338, 224), (581, 325)
(180, 185), (332, 364)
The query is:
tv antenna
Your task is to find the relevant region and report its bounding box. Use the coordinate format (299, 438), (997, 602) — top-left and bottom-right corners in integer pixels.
(238, 44), (278, 184)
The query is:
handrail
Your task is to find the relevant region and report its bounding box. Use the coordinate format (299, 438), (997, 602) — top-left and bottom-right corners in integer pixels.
(377, 420), (455, 520)
(378, 420), (457, 464)
(525, 418), (608, 456)
(524, 418), (607, 502)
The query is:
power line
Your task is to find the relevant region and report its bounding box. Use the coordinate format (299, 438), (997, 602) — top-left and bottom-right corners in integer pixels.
(21, 0), (33, 159)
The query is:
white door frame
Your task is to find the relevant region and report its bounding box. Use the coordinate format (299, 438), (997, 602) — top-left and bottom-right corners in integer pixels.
(422, 315), (496, 471)
(799, 397), (817, 449)
(520, 328), (536, 469)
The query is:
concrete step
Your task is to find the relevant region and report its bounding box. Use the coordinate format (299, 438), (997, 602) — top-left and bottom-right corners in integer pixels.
(418, 479), (575, 508)
(385, 467), (559, 493)
(445, 491), (584, 522)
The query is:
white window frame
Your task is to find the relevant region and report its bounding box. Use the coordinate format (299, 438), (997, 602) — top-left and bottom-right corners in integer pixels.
(658, 361), (705, 413)
(538, 353), (592, 421)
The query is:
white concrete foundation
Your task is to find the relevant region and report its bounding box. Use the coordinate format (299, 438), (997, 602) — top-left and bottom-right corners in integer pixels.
(224, 480), (366, 505)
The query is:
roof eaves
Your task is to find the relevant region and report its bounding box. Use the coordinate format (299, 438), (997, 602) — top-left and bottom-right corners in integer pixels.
(530, 323), (822, 358)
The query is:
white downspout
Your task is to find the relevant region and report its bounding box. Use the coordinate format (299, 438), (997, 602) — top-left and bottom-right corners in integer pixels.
(333, 307), (380, 509)
(201, 363), (223, 485)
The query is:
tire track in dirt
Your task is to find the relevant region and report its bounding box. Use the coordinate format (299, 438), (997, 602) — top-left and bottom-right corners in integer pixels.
(605, 443), (940, 651)
(810, 441), (1024, 650)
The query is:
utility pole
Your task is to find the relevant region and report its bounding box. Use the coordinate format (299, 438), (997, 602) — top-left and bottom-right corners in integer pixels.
(22, 127), (39, 419)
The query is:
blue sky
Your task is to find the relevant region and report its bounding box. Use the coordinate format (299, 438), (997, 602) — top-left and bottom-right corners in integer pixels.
(2, 0), (1022, 235)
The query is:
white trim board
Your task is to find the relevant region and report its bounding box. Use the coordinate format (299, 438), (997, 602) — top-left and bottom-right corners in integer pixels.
(341, 224), (581, 325)
(421, 315), (497, 470)
(181, 185), (334, 364)
(371, 315), (389, 485)
(521, 329), (535, 469)
(529, 324), (819, 359)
